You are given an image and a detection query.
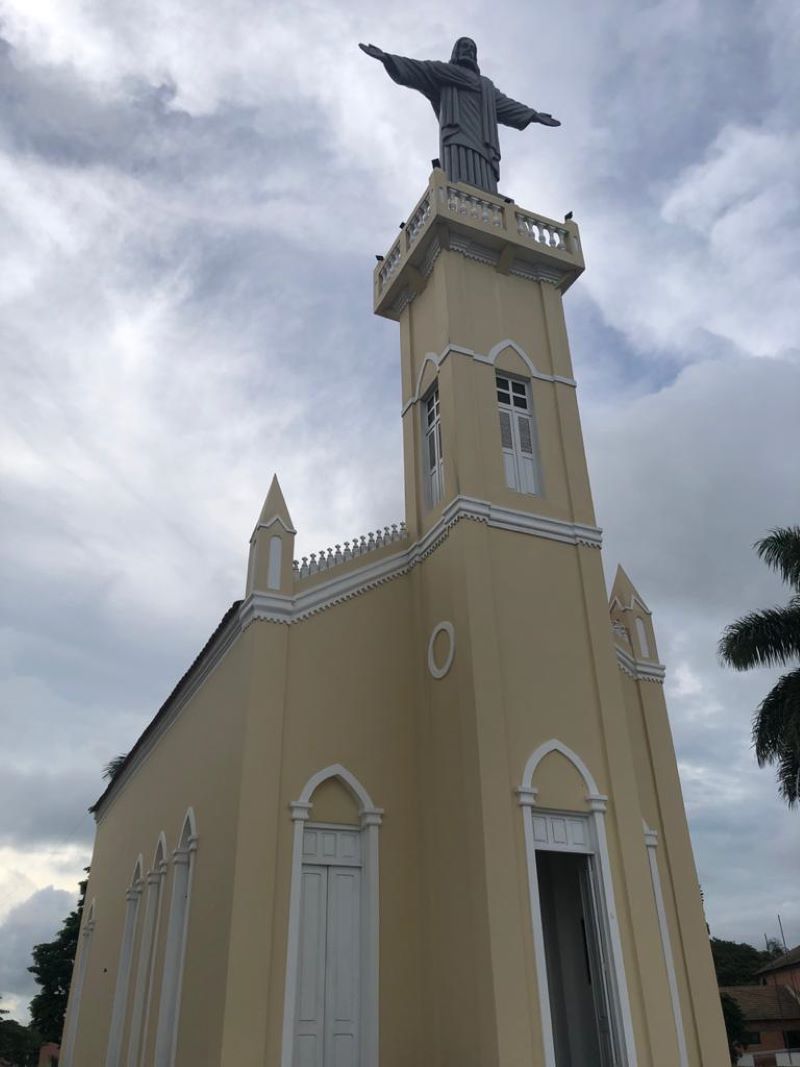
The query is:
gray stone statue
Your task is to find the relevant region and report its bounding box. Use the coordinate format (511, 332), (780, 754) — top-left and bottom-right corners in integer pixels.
(359, 37), (560, 194)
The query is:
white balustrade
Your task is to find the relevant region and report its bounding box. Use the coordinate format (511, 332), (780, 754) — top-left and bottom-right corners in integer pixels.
(515, 211), (571, 252)
(293, 523), (408, 580)
(405, 195), (431, 246)
(378, 241), (403, 291)
(440, 184), (504, 227)
(379, 179), (580, 298)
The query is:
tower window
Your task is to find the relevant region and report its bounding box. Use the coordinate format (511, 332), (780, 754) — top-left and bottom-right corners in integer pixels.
(424, 385), (444, 507)
(496, 373), (538, 493)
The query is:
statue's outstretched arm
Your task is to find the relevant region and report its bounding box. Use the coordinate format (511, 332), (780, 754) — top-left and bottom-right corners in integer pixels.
(359, 42), (387, 61)
(359, 44), (446, 104)
(495, 88), (560, 130)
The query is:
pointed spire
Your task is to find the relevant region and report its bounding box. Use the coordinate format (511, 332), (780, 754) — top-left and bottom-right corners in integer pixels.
(254, 474), (296, 536)
(246, 474), (296, 598)
(609, 565), (657, 662)
(609, 565), (651, 615)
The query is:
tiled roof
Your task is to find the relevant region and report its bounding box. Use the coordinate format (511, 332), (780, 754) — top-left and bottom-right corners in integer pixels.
(89, 600), (243, 814)
(721, 985), (800, 1022)
(756, 945), (800, 975)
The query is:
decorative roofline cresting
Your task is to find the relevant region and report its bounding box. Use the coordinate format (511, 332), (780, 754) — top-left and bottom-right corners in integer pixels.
(294, 522), (407, 580)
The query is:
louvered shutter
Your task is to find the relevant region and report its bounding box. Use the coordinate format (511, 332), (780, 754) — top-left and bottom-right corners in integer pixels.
(499, 409), (517, 488)
(516, 413), (537, 493)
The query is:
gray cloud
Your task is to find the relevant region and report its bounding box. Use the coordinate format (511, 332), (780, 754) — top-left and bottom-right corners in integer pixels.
(0, 887), (75, 1017)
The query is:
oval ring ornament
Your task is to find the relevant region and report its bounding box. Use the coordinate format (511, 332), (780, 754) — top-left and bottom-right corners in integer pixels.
(428, 621), (455, 679)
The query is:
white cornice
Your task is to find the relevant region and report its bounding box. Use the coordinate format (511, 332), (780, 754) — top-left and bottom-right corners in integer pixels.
(244, 497), (602, 626)
(615, 645), (665, 684)
(401, 339), (577, 416)
(94, 497), (603, 822)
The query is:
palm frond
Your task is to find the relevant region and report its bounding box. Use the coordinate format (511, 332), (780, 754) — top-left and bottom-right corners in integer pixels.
(102, 753), (129, 781)
(719, 600), (800, 669)
(753, 667), (800, 763)
(775, 744), (800, 807)
(756, 526), (800, 592)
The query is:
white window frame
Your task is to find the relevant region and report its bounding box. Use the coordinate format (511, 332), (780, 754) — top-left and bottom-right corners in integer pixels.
(126, 834), (168, 1067)
(105, 857), (144, 1067)
(60, 898), (96, 1067)
(517, 740), (638, 1067)
(496, 372), (539, 494)
(422, 384), (444, 508)
(281, 764), (383, 1067)
(644, 824), (689, 1067)
(153, 809), (197, 1067)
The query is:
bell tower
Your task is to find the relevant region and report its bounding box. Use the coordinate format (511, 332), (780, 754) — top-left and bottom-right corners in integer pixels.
(372, 169), (729, 1066)
(376, 169), (589, 540)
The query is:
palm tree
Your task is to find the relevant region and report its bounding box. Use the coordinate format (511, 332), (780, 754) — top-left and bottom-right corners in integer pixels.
(719, 526), (800, 806)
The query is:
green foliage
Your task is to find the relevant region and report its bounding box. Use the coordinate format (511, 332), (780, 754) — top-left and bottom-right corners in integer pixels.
(27, 873), (88, 1044)
(720, 526), (800, 805)
(0, 998), (41, 1067)
(720, 992), (749, 1061)
(710, 936), (783, 986)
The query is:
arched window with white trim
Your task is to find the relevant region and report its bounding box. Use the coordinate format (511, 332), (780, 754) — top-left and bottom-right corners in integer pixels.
(126, 834), (168, 1067)
(496, 372), (539, 493)
(105, 858), (144, 1066)
(282, 765), (382, 1067)
(60, 898), (96, 1067)
(153, 809), (197, 1066)
(518, 741), (637, 1067)
(422, 383), (444, 507)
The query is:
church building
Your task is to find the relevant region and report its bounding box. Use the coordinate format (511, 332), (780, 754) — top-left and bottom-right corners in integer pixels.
(61, 165), (729, 1066)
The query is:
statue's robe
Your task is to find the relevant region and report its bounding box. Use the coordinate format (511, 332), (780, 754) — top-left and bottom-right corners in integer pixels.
(380, 53), (536, 193)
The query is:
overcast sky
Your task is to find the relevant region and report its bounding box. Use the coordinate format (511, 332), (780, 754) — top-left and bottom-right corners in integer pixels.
(1, 0), (799, 1023)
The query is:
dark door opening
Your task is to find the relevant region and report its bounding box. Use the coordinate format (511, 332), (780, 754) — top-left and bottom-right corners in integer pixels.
(537, 849), (616, 1067)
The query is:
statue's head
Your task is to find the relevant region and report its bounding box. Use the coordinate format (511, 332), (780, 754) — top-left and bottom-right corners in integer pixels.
(450, 37), (479, 73)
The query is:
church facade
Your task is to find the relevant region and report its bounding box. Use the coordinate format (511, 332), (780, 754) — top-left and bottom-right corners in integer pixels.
(62, 168), (728, 1067)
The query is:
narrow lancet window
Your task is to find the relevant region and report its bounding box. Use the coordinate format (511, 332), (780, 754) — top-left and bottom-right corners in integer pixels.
(496, 373), (538, 493)
(424, 385), (444, 506)
(105, 859), (143, 1067)
(153, 811), (197, 1066)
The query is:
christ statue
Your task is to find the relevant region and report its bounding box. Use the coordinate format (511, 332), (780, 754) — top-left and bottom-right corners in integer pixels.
(359, 37), (560, 195)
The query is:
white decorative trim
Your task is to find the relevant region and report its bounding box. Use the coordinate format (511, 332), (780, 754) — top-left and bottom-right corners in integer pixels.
(509, 261), (565, 286)
(420, 235), (442, 279)
(615, 646), (665, 684)
(126, 835), (168, 1067)
(519, 740), (638, 1067)
(390, 287), (415, 316)
(243, 497), (601, 627)
(105, 858), (144, 1067)
(610, 591), (652, 616)
(281, 766), (382, 1067)
(449, 233), (499, 266)
(95, 497), (603, 822)
(60, 899), (96, 1067)
(250, 514), (297, 540)
(644, 824), (689, 1067)
(95, 499), (603, 823)
(153, 809), (198, 1067)
(401, 339), (576, 416)
(427, 621), (455, 679)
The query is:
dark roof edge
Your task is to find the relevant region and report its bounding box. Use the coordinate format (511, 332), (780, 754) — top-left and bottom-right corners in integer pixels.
(755, 945), (800, 974)
(90, 599), (244, 817)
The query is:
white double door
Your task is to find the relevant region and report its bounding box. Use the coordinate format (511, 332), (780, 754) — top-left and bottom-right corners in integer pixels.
(294, 826), (362, 1067)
